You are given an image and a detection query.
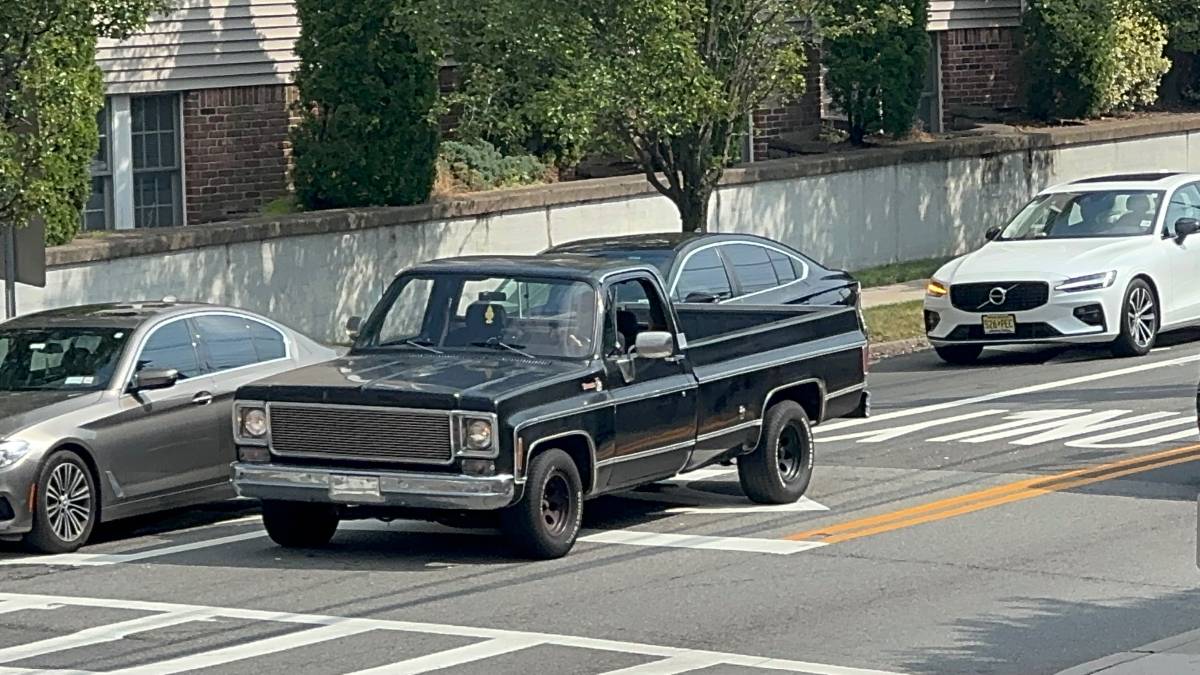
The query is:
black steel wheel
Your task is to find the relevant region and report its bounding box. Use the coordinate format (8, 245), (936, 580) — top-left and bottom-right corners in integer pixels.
(262, 500), (339, 548)
(25, 450), (97, 554)
(738, 400), (814, 504)
(501, 448), (582, 559)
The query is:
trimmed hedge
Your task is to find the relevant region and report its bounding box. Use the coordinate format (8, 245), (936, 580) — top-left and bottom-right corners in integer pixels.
(290, 0), (438, 210)
(437, 141), (548, 192)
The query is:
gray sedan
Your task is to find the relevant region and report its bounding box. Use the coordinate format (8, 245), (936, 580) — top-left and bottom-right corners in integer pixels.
(0, 301), (335, 553)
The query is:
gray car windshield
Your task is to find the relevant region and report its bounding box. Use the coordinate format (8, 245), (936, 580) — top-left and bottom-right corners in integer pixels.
(998, 190), (1164, 240)
(358, 274), (598, 359)
(0, 327), (130, 391)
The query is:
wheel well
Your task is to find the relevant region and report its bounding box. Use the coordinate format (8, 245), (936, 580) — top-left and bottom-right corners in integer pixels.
(764, 381), (823, 423)
(529, 434), (595, 494)
(1132, 274), (1160, 312)
(49, 443), (103, 519)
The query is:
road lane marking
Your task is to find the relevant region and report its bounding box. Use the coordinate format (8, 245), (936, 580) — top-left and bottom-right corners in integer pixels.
(579, 530), (828, 555)
(346, 637), (546, 675)
(819, 410), (1004, 443)
(817, 352), (1200, 433)
(0, 592), (906, 675)
(0, 610), (214, 664)
(785, 443), (1200, 545)
(0, 531), (267, 567)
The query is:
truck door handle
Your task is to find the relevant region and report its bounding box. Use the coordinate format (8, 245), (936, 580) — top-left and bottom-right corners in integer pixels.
(192, 392), (213, 406)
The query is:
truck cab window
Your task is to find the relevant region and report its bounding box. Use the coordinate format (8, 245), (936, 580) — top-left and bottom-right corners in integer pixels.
(607, 278), (670, 354)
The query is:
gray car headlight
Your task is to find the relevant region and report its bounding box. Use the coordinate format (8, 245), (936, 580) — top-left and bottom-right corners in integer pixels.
(0, 440), (32, 469)
(454, 413), (498, 458)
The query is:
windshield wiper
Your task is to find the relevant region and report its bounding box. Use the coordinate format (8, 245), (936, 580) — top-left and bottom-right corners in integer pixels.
(471, 337), (535, 359)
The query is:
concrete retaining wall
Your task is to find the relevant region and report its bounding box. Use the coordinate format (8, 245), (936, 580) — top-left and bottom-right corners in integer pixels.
(22, 115), (1200, 343)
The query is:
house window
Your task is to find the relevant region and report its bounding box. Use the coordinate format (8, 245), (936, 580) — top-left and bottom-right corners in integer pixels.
(131, 94), (182, 228)
(81, 101), (113, 231)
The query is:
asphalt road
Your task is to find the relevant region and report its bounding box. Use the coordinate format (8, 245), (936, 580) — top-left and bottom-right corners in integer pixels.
(1, 331), (1200, 675)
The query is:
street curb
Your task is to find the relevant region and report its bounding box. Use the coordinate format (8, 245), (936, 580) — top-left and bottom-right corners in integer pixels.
(868, 337), (930, 362)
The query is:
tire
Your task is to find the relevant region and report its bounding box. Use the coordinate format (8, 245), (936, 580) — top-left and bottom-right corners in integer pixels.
(1111, 279), (1158, 357)
(25, 450), (98, 554)
(738, 401), (814, 505)
(261, 500), (339, 548)
(500, 448), (583, 559)
(934, 344), (983, 365)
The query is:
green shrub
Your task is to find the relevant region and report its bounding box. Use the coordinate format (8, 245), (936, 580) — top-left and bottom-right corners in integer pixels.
(1104, 8), (1172, 111)
(820, 0), (929, 144)
(437, 141), (548, 192)
(290, 0), (438, 210)
(1024, 0), (1169, 119)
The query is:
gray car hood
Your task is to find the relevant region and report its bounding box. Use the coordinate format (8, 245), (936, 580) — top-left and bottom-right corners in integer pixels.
(0, 390), (104, 439)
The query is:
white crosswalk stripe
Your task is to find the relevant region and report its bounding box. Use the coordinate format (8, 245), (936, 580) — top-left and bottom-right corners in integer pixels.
(0, 592), (905, 675)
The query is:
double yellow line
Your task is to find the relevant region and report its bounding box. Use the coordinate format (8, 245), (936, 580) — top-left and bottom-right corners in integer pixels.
(786, 442), (1200, 545)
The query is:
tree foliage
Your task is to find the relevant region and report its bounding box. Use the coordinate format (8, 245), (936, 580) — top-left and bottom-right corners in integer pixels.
(819, 0), (928, 145)
(0, 0), (164, 246)
(1024, 0), (1169, 120)
(441, 0), (812, 232)
(290, 0), (439, 210)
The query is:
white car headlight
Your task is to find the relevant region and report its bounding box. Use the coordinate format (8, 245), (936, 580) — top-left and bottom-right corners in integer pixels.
(1055, 271), (1117, 293)
(0, 441), (32, 469)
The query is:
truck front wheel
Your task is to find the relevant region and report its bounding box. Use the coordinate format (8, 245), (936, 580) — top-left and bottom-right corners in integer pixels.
(501, 448), (583, 559)
(261, 500), (339, 548)
(738, 401), (814, 504)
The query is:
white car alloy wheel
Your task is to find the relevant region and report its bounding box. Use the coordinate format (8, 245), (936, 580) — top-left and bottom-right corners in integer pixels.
(1126, 285), (1157, 350)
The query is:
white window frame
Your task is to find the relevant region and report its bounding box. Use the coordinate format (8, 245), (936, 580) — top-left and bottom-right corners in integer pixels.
(95, 92), (187, 230)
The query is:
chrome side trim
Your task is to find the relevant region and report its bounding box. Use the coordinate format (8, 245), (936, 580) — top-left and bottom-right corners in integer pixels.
(669, 241), (811, 298)
(753, 377), (827, 448)
(523, 430), (598, 491)
(824, 383), (867, 401)
(696, 419), (762, 443)
(595, 440), (695, 468)
(516, 382), (697, 431)
(694, 341), (866, 383)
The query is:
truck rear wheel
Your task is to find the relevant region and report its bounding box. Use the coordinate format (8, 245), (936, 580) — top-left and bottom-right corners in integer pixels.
(500, 448), (582, 559)
(738, 401), (814, 504)
(262, 500), (339, 548)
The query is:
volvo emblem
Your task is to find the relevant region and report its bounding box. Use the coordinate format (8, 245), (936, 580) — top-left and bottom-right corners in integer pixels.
(988, 287), (1008, 305)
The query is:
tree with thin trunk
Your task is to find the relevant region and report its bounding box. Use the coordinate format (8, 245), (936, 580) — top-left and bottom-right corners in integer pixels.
(1, 0), (168, 245)
(442, 0), (812, 232)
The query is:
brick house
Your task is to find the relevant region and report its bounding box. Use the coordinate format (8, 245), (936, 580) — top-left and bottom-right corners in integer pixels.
(85, 0), (1024, 231)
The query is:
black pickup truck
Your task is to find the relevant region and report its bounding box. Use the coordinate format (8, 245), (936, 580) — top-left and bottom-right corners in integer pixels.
(231, 255), (869, 558)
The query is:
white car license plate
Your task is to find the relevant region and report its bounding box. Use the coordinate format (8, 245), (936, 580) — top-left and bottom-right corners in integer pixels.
(329, 475), (382, 502)
(982, 314), (1016, 335)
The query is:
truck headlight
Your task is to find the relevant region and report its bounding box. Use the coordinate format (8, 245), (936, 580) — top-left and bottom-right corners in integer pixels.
(454, 413), (498, 458)
(0, 441), (31, 469)
(234, 403), (269, 446)
(1056, 271), (1117, 293)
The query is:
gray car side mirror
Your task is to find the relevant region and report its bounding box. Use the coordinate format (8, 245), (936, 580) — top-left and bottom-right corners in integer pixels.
(131, 368), (179, 392)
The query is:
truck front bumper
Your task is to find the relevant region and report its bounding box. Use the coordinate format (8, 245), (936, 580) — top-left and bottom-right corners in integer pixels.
(232, 463), (516, 511)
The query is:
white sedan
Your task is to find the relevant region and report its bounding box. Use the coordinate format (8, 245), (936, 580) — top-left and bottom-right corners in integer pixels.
(924, 172), (1200, 364)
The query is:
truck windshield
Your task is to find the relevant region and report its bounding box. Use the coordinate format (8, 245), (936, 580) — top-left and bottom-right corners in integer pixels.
(0, 327), (130, 391)
(357, 273), (599, 359)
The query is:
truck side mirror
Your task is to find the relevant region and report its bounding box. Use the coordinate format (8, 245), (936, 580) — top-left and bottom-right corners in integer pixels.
(634, 331), (675, 360)
(346, 316), (362, 340)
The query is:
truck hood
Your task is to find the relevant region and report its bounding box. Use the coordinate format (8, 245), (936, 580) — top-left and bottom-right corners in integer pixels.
(0, 390), (104, 439)
(941, 237), (1153, 282)
(238, 351), (591, 410)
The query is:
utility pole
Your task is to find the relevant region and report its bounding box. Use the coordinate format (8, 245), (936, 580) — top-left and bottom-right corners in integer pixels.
(3, 225), (14, 319)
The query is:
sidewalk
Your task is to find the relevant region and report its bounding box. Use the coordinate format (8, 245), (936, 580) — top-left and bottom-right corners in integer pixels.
(1058, 629), (1200, 674)
(860, 279), (927, 309)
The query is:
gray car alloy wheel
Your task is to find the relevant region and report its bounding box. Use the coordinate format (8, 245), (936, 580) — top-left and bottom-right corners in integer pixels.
(1127, 286), (1157, 349)
(45, 462), (92, 542)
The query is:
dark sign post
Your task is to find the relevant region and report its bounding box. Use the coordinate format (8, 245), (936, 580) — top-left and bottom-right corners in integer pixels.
(0, 220), (47, 319)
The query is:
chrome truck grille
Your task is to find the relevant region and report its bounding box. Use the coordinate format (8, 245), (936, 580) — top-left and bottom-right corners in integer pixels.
(268, 404), (453, 464)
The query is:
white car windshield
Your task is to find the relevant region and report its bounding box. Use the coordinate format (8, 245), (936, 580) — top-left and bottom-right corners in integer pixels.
(998, 190), (1164, 241)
